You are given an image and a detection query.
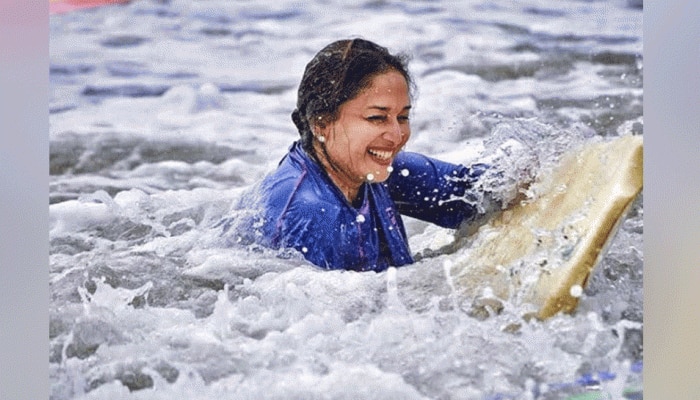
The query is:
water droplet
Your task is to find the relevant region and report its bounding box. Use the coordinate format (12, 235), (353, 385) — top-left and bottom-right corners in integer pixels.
(366, 173), (375, 181)
(356, 214), (366, 223)
(302, 247), (308, 253)
(386, 165), (394, 173)
(400, 169), (409, 177)
(570, 284), (583, 298)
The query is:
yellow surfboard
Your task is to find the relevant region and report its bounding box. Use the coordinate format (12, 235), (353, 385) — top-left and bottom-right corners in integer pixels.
(449, 135), (643, 320)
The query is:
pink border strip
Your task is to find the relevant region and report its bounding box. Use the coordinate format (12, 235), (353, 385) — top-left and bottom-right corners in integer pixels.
(50, 0), (130, 15)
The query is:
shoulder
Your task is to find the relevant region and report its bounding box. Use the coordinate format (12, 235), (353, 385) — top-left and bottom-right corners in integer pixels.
(393, 151), (466, 174)
(260, 148), (348, 229)
(393, 151), (430, 168)
(262, 160), (333, 212)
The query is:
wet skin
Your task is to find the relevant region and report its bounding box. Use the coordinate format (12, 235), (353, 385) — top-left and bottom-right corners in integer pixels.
(312, 70), (411, 202)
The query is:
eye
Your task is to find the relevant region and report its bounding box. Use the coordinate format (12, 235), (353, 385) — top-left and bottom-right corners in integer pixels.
(398, 114), (410, 123)
(367, 115), (387, 122)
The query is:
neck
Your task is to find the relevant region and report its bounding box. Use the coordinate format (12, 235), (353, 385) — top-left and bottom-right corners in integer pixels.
(312, 142), (361, 203)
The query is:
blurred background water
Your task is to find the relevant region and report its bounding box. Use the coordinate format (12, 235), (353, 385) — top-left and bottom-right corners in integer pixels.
(49, 0), (643, 398)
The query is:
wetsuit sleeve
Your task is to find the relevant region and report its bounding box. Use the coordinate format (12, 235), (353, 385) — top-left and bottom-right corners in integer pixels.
(386, 151), (491, 229)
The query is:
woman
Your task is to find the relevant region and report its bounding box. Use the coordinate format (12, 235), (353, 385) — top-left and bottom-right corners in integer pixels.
(226, 38), (532, 272)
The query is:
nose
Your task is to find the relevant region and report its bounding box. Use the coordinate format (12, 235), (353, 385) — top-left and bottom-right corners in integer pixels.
(384, 117), (407, 144)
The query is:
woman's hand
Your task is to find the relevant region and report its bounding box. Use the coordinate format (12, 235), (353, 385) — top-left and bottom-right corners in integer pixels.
(476, 137), (540, 209)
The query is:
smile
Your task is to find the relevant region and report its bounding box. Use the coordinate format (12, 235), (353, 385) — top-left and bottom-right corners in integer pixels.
(368, 149), (393, 161)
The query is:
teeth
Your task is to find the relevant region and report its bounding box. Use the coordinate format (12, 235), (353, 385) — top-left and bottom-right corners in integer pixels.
(368, 149), (392, 160)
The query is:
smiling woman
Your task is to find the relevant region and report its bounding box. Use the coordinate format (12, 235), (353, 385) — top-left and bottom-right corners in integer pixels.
(221, 38), (532, 272)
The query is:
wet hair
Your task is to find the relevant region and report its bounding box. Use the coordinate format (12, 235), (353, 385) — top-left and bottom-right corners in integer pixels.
(291, 39), (413, 155)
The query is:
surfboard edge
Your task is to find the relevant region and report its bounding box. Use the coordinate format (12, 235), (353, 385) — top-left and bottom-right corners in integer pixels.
(535, 135), (643, 319)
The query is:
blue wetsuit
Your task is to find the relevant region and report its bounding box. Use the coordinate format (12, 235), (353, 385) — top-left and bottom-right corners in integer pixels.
(226, 141), (489, 272)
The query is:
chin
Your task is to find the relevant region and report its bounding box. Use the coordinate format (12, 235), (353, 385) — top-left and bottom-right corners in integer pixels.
(364, 169), (391, 183)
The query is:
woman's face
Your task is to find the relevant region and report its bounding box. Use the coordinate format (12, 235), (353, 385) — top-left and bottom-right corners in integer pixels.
(314, 70), (411, 195)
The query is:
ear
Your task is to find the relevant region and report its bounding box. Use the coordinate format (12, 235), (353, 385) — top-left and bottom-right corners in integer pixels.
(312, 118), (329, 135)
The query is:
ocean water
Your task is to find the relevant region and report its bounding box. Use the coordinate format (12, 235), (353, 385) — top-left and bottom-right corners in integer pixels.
(49, 1), (644, 399)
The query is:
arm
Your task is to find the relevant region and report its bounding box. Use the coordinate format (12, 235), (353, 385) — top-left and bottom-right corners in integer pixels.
(386, 151), (494, 229)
